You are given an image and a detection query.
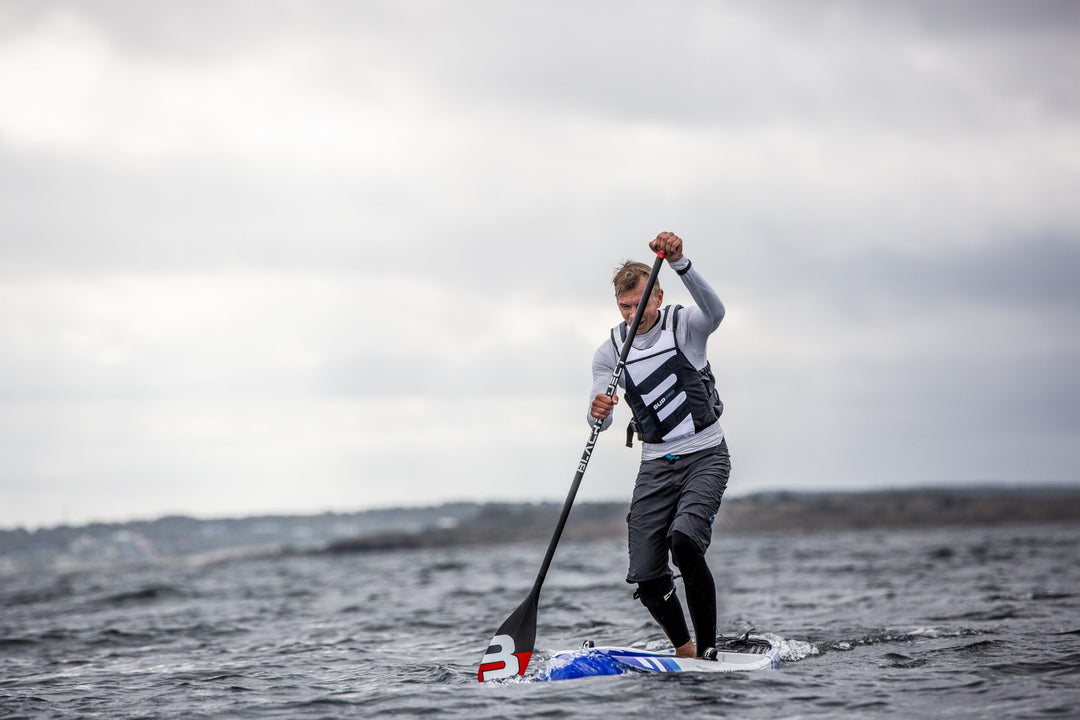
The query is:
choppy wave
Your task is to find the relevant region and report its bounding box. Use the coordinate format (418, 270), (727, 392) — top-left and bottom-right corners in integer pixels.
(1, 523), (1078, 718)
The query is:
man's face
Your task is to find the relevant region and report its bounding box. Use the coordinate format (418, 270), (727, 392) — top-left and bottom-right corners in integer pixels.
(616, 278), (663, 334)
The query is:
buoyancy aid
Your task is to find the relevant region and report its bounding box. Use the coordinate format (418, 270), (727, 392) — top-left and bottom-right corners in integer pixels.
(611, 305), (723, 446)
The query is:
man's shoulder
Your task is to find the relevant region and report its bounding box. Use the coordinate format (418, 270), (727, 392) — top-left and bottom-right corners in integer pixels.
(593, 336), (617, 362)
(664, 303), (700, 327)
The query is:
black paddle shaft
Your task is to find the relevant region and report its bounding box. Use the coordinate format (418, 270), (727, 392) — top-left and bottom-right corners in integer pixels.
(532, 250), (666, 591)
(478, 251), (665, 682)
(479, 255), (665, 686)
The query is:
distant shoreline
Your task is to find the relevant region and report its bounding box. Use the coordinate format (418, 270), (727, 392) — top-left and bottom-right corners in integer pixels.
(3, 485), (1078, 571)
(320, 485), (1080, 553)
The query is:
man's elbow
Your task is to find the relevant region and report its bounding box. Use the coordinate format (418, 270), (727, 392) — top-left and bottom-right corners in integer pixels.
(710, 305), (725, 330)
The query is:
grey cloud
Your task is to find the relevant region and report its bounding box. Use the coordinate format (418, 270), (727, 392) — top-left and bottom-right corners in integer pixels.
(26, 0), (1075, 131)
(722, 236), (1080, 315)
(0, 152), (431, 274)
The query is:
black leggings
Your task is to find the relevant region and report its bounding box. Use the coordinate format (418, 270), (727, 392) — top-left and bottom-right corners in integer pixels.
(636, 530), (716, 654)
(670, 529), (716, 654)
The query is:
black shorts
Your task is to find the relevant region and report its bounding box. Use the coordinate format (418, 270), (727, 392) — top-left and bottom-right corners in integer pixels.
(626, 439), (730, 583)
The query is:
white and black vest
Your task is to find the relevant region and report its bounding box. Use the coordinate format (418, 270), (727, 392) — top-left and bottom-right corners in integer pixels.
(612, 305), (723, 446)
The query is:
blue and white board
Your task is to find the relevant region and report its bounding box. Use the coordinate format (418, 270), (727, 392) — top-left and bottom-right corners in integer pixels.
(541, 640), (781, 681)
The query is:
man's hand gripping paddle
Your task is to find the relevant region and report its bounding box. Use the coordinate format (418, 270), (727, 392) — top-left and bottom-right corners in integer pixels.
(477, 251), (666, 682)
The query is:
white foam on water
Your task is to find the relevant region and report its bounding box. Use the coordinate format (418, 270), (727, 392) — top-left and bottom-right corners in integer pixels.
(760, 632), (820, 662)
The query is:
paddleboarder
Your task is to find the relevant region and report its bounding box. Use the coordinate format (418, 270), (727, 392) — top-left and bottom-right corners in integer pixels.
(588, 231), (729, 660)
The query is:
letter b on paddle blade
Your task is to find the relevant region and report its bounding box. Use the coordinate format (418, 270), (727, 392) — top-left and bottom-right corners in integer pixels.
(478, 634), (527, 682)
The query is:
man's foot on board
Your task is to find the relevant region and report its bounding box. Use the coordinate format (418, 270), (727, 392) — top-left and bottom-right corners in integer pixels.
(674, 640), (696, 658)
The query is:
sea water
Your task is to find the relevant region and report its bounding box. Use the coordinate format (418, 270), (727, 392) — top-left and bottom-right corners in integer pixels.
(2, 522), (1078, 718)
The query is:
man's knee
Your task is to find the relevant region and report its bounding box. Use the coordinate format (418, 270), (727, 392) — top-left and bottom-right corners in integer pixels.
(634, 576), (676, 610)
(670, 530), (704, 569)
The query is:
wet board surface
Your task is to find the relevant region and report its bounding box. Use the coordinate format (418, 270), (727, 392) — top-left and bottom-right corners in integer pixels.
(541, 639), (782, 681)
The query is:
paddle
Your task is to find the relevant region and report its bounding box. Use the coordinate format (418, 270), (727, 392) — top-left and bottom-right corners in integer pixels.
(478, 250), (666, 682)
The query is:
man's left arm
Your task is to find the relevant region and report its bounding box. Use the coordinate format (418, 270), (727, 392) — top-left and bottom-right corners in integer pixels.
(648, 231), (725, 352)
(671, 257), (725, 337)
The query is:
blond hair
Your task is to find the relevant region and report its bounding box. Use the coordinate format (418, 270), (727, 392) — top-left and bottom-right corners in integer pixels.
(612, 260), (661, 297)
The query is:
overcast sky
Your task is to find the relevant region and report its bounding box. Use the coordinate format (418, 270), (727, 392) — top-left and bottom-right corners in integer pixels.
(1, 0), (1078, 529)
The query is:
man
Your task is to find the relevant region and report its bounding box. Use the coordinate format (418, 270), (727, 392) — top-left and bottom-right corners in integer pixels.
(588, 231), (729, 659)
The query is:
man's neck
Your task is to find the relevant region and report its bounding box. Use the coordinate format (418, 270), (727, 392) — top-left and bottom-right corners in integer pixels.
(635, 310), (661, 335)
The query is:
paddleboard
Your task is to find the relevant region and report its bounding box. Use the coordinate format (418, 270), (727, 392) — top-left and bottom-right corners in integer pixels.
(541, 635), (781, 681)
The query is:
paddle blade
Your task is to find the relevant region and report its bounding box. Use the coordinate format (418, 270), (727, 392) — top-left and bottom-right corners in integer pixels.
(478, 591), (538, 682)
